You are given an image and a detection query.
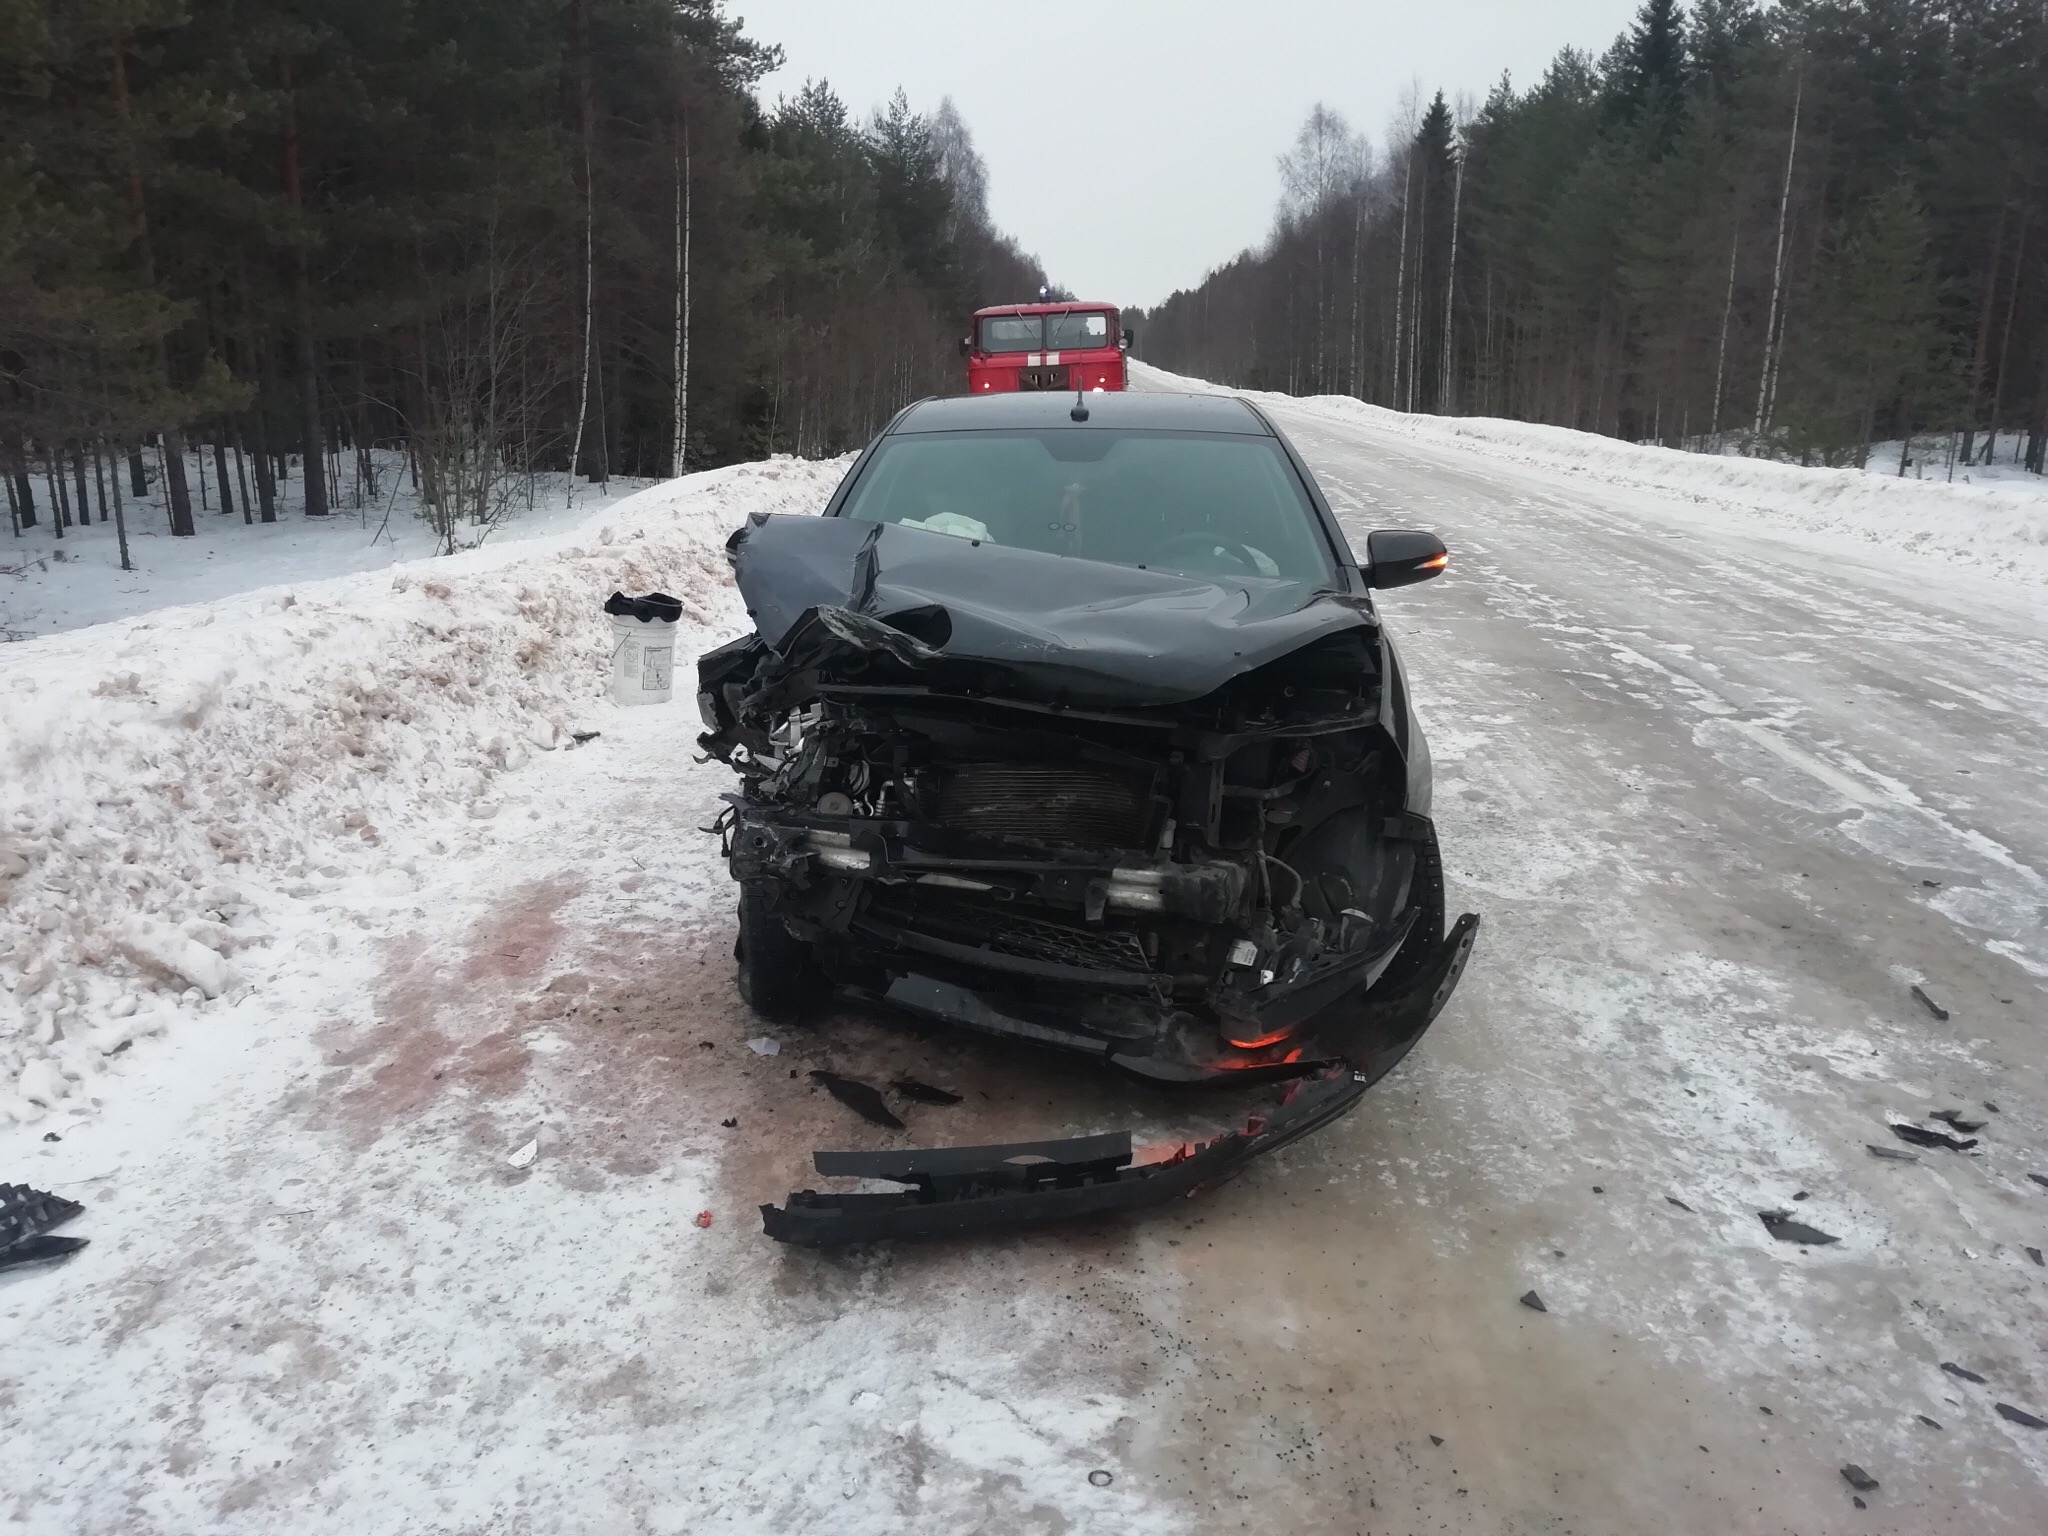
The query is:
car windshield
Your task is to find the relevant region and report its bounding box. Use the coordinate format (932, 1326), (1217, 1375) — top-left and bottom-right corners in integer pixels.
(1045, 310), (1112, 351)
(978, 315), (1041, 354)
(838, 429), (1335, 586)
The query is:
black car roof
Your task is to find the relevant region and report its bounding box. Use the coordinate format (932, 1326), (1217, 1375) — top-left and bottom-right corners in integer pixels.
(893, 391), (1270, 435)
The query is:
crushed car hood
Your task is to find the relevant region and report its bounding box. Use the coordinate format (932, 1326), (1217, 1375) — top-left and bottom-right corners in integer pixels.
(727, 513), (1376, 707)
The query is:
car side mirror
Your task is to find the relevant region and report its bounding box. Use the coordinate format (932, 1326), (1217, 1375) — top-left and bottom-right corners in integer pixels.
(1364, 529), (1448, 589)
(1120, 328), (1135, 351)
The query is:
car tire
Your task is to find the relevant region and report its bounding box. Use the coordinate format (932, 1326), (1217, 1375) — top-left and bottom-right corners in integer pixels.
(735, 886), (820, 1022)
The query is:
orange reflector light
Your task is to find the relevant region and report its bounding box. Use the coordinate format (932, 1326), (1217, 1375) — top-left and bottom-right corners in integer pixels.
(1421, 552), (1448, 571)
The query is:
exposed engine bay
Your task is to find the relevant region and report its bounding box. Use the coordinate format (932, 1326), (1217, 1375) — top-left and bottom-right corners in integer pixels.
(697, 395), (1478, 1244)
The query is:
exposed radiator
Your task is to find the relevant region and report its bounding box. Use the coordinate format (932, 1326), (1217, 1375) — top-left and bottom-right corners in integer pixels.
(935, 761), (1154, 849)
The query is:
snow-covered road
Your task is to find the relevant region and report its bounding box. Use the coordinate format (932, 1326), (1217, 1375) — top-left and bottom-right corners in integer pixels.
(5, 383), (2046, 1534)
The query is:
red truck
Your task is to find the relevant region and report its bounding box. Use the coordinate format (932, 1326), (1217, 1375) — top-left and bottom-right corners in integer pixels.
(963, 301), (1133, 394)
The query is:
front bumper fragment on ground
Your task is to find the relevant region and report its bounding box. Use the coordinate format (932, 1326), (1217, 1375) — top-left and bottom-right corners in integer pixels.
(759, 1067), (1368, 1247)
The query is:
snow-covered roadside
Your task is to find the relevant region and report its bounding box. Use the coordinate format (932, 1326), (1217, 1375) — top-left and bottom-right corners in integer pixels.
(2, 451), (660, 640)
(0, 457), (840, 1146)
(1131, 361), (2048, 587)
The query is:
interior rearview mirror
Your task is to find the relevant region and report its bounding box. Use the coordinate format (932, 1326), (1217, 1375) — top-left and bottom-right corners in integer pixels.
(1365, 529), (1449, 589)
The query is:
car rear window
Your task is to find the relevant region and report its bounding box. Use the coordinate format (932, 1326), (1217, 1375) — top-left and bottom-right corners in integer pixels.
(838, 429), (1335, 587)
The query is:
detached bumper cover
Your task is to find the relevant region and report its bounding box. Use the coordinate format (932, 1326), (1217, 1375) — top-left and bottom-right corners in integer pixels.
(761, 1068), (1368, 1247)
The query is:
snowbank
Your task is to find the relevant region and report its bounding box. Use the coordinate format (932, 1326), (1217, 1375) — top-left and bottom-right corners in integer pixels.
(1132, 361), (2048, 586)
(0, 457), (847, 1129)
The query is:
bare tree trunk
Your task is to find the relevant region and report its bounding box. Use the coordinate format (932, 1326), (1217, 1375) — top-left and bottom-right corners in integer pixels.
(1710, 224), (1738, 439)
(568, 0), (596, 492)
(112, 32), (195, 536)
(1987, 210), (2027, 457)
(232, 427), (253, 523)
(46, 458), (67, 538)
(195, 435), (210, 511)
(10, 438), (39, 527)
(278, 55), (328, 517)
(1441, 152), (1464, 414)
(109, 439), (132, 570)
(1754, 68), (1801, 441)
(127, 448), (146, 498)
(684, 115), (700, 479)
(1393, 149), (1412, 411)
(212, 438), (235, 518)
(92, 442), (109, 521)
(70, 444), (91, 521)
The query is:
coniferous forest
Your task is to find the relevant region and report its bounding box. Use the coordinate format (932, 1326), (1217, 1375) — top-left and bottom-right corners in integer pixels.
(1, 0), (1044, 551)
(1131, 0), (2048, 474)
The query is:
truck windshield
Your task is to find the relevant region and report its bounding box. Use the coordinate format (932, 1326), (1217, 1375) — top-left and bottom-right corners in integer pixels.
(978, 316), (1041, 354)
(1046, 311), (1112, 350)
(838, 429), (1335, 587)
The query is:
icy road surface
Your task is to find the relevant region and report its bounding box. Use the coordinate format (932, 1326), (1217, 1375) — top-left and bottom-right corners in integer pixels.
(5, 389), (2047, 1533)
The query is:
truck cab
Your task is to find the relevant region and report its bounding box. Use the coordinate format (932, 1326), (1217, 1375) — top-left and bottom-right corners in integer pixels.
(964, 302), (1131, 394)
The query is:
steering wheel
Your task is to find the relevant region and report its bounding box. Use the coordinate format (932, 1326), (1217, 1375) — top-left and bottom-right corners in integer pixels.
(1148, 531), (1261, 576)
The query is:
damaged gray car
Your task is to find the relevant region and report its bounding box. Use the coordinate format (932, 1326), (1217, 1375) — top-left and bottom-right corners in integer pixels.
(697, 391), (1479, 1244)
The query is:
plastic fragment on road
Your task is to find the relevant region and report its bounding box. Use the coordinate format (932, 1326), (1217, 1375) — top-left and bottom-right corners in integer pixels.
(1910, 984), (1950, 1021)
(1087, 1470), (1113, 1488)
(745, 1037), (780, 1056)
(1519, 1290), (1547, 1312)
(1867, 1144), (1919, 1162)
(1941, 1362), (1987, 1384)
(1918, 1415), (1943, 1429)
(810, 1071), (905, 1130)
(1760, 1209), (1840, 1245)
(2027, 1246), (2043, 1266)
(1929, 1108), (1986, 1133)
(891, 1077), (963, 1105)
(1665, 1195), (1694, 1212)
(1, 1184), (87, 1272)
(1840, 1465), (1879, 1493)
(1890, 1122), (1977, 1152)
(507, 1139), (538, 1169)
(694, 1210), (713, 1228)
(2029, 1173), (2048, 1190)
(1995, 1403), (2048, 1429)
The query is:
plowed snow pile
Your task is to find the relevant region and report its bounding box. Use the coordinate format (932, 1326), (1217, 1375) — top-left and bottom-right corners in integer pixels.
(1133, 361), (2048, 585)
(0, 458), (845, 1129)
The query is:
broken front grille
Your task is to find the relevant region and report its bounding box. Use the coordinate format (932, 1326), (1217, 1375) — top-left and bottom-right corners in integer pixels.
(935, 761), (1154, 849)
(987, 911), (1151, 974)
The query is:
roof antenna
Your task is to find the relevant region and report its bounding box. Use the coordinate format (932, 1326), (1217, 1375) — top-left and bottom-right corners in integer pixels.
(1070, 384), (1089, 422)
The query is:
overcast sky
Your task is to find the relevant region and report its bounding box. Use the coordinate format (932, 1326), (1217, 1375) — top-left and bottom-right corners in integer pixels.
(738, 0), (1647, 308)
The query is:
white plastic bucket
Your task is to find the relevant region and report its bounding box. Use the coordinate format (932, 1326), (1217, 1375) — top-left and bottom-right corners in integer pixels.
(609, 611), (677, 706)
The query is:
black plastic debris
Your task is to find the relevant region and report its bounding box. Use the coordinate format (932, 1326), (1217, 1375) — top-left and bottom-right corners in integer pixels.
(1996, 1403), (2048, 1429)
(1910, 984), (1950, 1021)
(1891, 1123), (1977, 1152)
(1519, 1290), (1547, 1312)
(1941, 1362), (1987, 1384)
(890, 1077), (963, 1106)
(1852, 1496), (1866, 1509)
(1087, 1470), (1114, 1488)
(1929, 1109), (1986, 1133)
(1430, 1434), (1445, 1446)
(1918, 1415), (1943, 1429)
(764, 1068), (1368, 1246)
(1841, 1464), (1879, 1493)
(2030, 1173), (2048, 1191)
(720, 1118), (738, 1129)
(1868, 1145), (1918, 1162)
(1666, 1195), (1694, 1212)
(2027, 1247), (2043, 1267)
(570, 730), (602, 745)
(1, 1184), (87, 1272)
(809, 1071), (906, 1130)
(603, 590), (684, 624)
(1760, 1209), (1839, 1245)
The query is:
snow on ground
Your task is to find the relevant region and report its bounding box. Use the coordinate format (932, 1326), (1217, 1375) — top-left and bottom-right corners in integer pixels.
(8, 376), (2048, 1532)
(1134, 361), (2048, 586)
(2, 447), (657, 639)
(0, 458), (811, 1139)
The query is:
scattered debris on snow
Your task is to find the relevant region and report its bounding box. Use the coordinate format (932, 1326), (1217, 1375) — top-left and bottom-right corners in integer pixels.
(1941, 1362), (1988, 1385)
(1759, 1210), (1840, 1246)
(1891, 1123), (1978, 1152)
(507, 1139), (538, 1169)
(891, 1077), (963, 1105)
(0, 1182), (87, 1271)
(1867, 1144), (1919, 1162)
(744, 1037), (781, 1057)
(1910, 984), (1951, 1021)
(1929, 1108), (1986, 1133)
(1519, 1290), (1548, 1312)
(1840, 1464), (1879, 1493)
(1995, 1403), (2048, 1429)
(809, 1071), (906, 1130)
